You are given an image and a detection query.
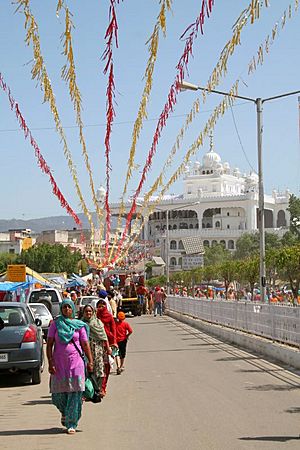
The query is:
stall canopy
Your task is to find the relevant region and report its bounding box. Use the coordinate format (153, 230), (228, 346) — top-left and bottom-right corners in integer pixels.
(0, 281), (31, 292)
(65, 273), (86, 289)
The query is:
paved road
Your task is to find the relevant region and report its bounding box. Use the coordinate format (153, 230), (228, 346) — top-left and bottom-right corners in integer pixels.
(1, 315), (300, 449)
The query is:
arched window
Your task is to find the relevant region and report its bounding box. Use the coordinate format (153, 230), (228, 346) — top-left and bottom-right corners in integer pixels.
(178, 240), (184, 250)
(212, 240), (218, 247)
(215, 221), (220, 228)
(189, 224), (194, 229)
(168, 224), (172, 230)
(178, 257), (182, 267)
(170, 240), (177, 250)
(228, 240), (234, 250)
(202, 223), (206, 229)
(203, 240), (210, 247)
(173, 224), (177, 230)
(195, 223), (199, 229)
(170, 257), (177, 266)
(277, 210), (286, 227)
(179, 223), (188, 229)
(220, 240), (226, 248)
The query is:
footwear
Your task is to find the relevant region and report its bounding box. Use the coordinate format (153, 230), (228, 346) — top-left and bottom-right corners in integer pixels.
(120, 367), (125, 372)
(61, 416), (66, 427)
(116, 368), (121, 375)
(67, 428), (76, 435)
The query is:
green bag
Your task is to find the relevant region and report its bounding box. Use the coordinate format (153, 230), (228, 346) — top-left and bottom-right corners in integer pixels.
(84, 377), (94, 399)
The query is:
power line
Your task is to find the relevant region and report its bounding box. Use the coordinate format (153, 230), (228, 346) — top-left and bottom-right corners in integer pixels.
(0, 102), (249, 133)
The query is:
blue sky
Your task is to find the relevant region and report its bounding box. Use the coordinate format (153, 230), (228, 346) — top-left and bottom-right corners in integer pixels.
(0, 0), (299, 220)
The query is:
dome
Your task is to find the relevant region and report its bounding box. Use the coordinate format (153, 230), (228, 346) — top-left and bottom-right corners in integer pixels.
(202, 149), (221, 168)
(96, 185), (106, 202)
(223, 162), (230, 169)
(193, 160), (201, 169)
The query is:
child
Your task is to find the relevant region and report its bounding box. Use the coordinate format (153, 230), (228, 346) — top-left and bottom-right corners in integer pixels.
(115, 311), (133, 375)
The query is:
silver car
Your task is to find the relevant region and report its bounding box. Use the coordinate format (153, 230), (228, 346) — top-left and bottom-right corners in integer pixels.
(29, 303), (53, 339)
(0, 302), (44, 384)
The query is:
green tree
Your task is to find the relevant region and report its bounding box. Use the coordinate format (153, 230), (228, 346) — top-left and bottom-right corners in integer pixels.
(235, 232), (281, 260)
(287, 194), (300, 239)
(267, 245), (300, 302)
(0, 253), (18, 273)
(18, 243), (82, 274)
(237, 257), (259, 300)
(204, 244), (230, 266)
(217, 259), (239, 299)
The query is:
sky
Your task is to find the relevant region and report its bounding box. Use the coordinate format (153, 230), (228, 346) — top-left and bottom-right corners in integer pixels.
(0, 0), (299, 221)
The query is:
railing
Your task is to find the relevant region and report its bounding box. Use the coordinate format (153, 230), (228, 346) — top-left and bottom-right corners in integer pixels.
(167, 296), (300, 347)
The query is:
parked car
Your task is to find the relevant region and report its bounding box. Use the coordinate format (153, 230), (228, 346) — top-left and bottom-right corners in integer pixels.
(0, 302), (44, 384)
(27, 288), (63, 318)
(77, 296), (99, 318)
(29, 303), (53, 339)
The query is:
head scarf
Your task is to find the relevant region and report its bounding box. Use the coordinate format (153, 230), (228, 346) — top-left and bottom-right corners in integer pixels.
(55, 299), (89, 344)
(96, 300), (113, 325)
(117, 311), (125, 321)
(82, 305), (107, 342)
(98, 289), (108, 299)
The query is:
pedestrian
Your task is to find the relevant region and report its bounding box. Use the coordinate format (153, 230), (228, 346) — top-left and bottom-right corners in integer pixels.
(96, 299), (117, 397)
(154, 286), (163, 317)
(98, 289), (113, 314)
(115, 311), (133, 375)
(82, 305), (111, 389)
(46, 299), (93, 435)
(148, 289), (154, 315)
(107, 289), (117, 318)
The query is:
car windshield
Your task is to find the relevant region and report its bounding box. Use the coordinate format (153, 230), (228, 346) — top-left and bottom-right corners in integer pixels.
(30, 304), (50, 316)
(82, 298), (97, 305)
(29, 290), (58, 303)
(0, 306), (27, 326)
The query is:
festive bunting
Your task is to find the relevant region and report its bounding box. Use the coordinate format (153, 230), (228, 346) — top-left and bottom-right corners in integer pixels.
(0, 72), (82, 229)
(111, 0), (215, 263)
(114, 0), (299, 263)
(102, 0), (121, 263)
(15, 0), (95, 242)
(58, 2), (104, 240)
(109, 0), (172, 260)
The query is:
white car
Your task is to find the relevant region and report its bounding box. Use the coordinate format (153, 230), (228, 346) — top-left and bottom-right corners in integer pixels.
(29, 303), (53, 339)
(76, 296), (99, 317)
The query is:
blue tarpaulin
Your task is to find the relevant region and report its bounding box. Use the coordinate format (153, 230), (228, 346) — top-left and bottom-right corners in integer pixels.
(0, 281), (31, 292)
(65, 273), (86, 289)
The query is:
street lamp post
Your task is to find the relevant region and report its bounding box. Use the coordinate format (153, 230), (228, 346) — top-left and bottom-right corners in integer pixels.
(180, 80), (300, 303)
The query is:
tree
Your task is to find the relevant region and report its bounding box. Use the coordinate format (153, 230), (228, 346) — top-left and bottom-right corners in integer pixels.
(0, 253), (18, 273)
(204, 244), (230, 266)
(287, 194), (300, 239)
(267, 245), (300, 302)
(217, 259), (239, 299)
(235, 232), (281, 260)
(18, 243), (82, 274)
(237, 257), (259, 300)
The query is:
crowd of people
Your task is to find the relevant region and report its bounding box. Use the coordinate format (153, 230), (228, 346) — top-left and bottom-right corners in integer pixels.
(46, 293), (133, 434)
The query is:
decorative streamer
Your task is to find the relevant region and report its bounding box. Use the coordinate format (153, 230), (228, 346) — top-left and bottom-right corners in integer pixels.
(0, 72), (82, 229)
(102, 0), (121, 263)
(15, 0), (95, 241)
(111, 0), (215, 264)
(114, 0), (299, 263)
(58, 2), (104, 247)
(109, 0), (172, 261)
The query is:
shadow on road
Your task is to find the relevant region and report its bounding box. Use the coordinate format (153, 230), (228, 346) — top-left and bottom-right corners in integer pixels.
(285, 407), (300, 414)
(245, 383), (300, 391)
(239, 435), (300, 442)
(0, 373), (31, 388)
(22, 399), (52, 406)
(216, 356), (259, 362)
(0, 428), (67, 436)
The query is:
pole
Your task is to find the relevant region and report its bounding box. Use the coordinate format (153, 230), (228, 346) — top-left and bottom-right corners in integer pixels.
(166, 210), (170, 294)
(256, 98), (266, 303)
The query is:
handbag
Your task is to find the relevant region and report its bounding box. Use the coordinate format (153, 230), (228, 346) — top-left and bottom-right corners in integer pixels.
(71, 338), (101, 403)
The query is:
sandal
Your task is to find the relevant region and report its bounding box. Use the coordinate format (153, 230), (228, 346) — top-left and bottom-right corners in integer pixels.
(61, 416), (66, 427)
(67, 428), (76, 435)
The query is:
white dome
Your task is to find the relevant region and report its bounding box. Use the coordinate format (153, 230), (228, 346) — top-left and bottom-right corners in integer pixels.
(202, 150), (221, 168)
(223, 162), (230, 169)
(193, 161), (201, 169)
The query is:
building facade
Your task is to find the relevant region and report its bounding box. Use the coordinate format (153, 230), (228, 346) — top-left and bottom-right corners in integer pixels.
(111, 140), (290, 271)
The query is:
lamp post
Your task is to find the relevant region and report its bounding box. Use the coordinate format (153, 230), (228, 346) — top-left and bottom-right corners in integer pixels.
(180, 80), (300, 303)
(156, 200), (200, 295)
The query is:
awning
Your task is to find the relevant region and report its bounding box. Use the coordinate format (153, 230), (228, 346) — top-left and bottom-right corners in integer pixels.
(181, 236), (204, 255)
(152, 256), (165, 266)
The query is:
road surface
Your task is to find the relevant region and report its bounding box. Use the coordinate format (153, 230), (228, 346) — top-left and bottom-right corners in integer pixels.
(1, 315), (300, 449)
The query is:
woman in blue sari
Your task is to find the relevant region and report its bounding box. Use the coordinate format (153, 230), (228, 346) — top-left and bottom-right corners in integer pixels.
(46, 299), (93, 434)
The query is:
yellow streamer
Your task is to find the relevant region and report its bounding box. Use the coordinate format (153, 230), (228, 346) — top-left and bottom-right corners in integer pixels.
(16, 0), (95, 243)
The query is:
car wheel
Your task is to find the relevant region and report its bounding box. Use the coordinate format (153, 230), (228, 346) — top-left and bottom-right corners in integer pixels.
(32, 366), (42, 385)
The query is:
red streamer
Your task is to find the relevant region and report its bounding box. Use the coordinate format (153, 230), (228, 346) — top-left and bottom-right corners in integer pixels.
(111, 0), (215, 263)
(102, 0), (121, 263)
(0, 72), (82, 230)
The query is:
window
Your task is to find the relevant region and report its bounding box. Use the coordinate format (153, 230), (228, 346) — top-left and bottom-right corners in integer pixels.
(227, 225), (230, 229)
(215, 221), (220, 228)
(212, 240), (217, 247)
(170, 240), (177, 250)
(170, 257), (177, 266)
(189, 224), (194, 229)
(203, 240), (210, 247)
(228, 240), (234, 250)
(178, 240), (184, 250)
(227, 212), (230, 216)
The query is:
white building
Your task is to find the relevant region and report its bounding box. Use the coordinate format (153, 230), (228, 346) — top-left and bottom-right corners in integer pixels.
(110, 139), (290, 271)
